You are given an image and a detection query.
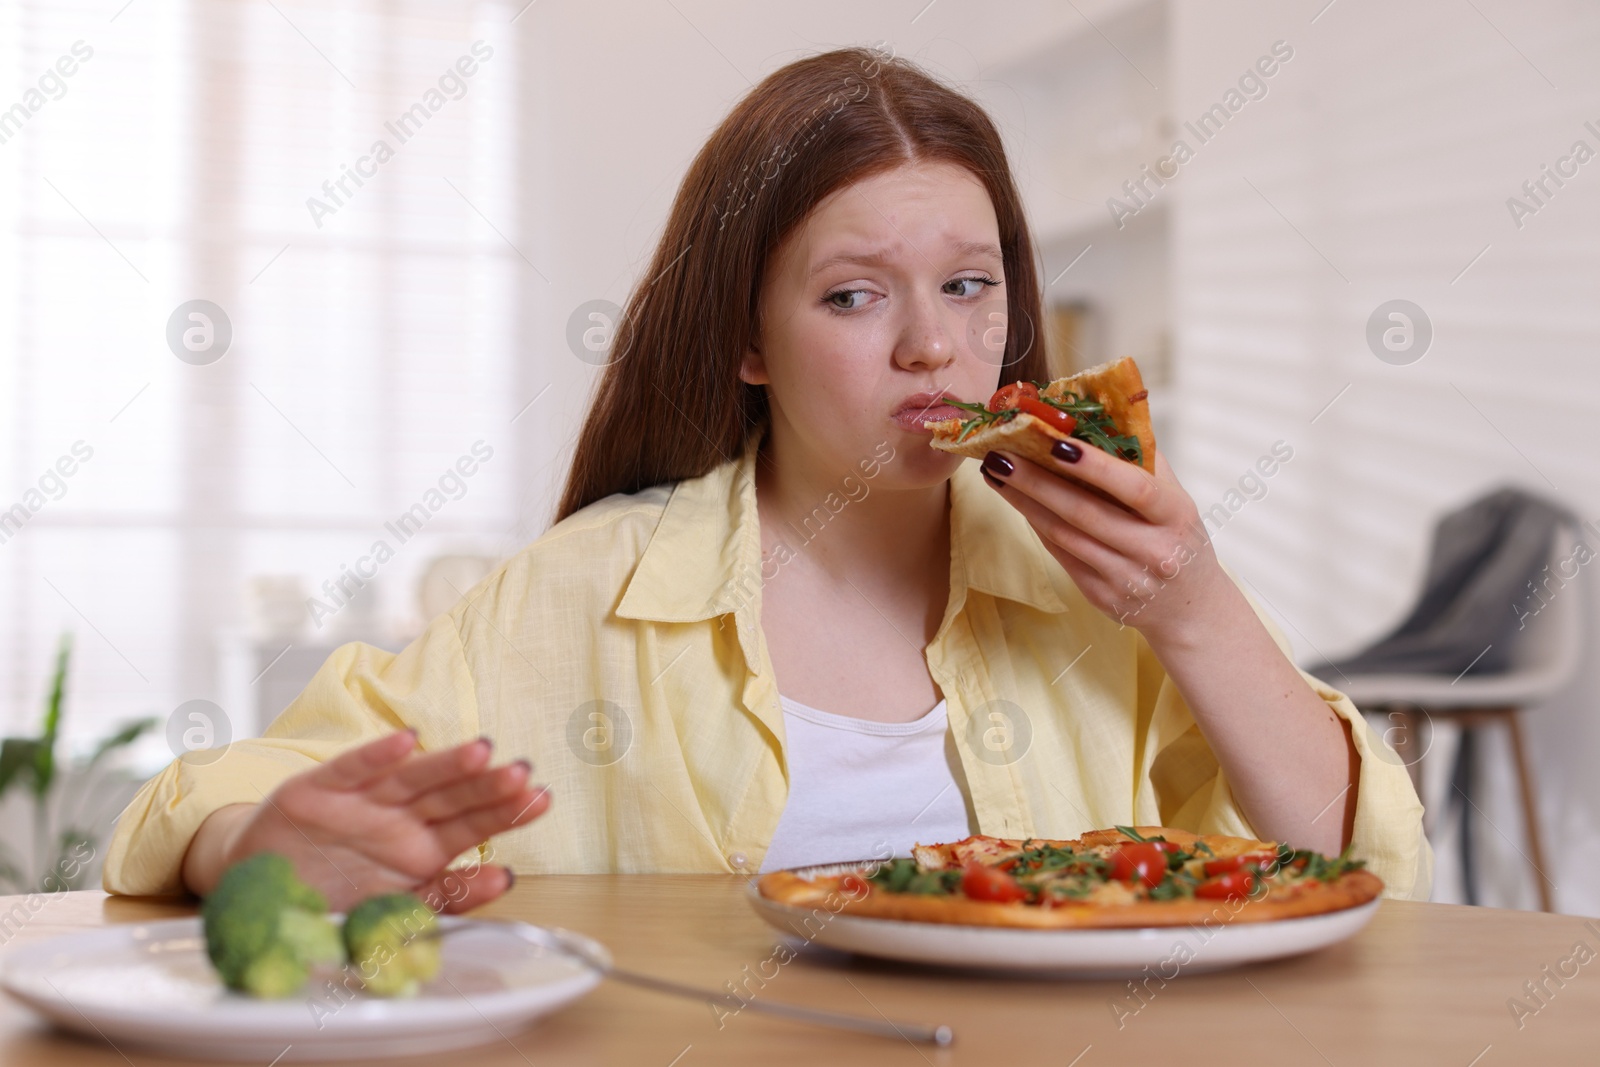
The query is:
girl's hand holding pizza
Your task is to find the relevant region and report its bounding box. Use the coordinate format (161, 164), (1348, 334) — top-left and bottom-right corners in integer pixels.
(978, 441), (1226, 645)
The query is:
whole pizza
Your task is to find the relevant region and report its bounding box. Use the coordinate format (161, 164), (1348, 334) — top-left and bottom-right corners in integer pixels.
(757, 826), (1383, 929)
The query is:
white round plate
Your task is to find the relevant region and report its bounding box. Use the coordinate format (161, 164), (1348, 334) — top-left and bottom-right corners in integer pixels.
(748, 865), (1380, 978)
(1, 916), (605, 1062)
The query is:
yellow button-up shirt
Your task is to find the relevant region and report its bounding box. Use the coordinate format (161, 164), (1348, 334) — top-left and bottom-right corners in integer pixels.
(104, 441), (1432, 899)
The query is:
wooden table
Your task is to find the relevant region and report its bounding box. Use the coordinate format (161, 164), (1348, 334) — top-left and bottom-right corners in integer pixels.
(2, 878), (1598, 1065)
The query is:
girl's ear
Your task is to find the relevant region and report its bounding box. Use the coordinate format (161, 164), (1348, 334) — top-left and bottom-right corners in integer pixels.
(738, 342), (769, 386)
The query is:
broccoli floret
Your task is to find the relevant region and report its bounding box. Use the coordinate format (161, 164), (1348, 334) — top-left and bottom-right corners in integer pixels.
(342, 894), (441, 998)
(201, 853), (344, 998)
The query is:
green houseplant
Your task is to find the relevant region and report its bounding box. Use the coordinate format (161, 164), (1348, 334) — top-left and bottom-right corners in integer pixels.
(0, 635), (156, 893)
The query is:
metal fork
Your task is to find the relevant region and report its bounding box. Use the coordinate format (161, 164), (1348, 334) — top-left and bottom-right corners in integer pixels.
(426, 921), (954, 1046)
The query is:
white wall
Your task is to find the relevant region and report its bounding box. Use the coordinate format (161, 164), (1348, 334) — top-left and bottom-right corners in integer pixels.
(1164, 0), (1600, 911)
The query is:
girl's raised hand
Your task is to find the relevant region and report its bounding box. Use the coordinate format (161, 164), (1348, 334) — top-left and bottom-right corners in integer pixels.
(182, 731), (550, 913)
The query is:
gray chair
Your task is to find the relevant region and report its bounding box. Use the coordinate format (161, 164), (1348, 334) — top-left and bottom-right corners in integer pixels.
(1334, 523), (1584, 911)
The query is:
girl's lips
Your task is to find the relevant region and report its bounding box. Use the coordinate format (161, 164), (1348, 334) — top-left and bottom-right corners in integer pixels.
(891, 400), (966, 433)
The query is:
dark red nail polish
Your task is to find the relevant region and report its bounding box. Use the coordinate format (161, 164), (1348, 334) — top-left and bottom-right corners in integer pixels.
(1052, 440), (1082, 463)
(981, 452), (1014, 479)
(503, 866), (517, 889)
(982, 469), (1003, 489)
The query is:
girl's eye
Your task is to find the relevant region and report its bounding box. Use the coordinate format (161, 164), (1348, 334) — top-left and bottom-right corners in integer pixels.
(944, 276), (1001, 298)
(824, 288), (872, 311)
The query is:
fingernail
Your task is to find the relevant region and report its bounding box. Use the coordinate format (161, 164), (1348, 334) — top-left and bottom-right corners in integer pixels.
(503, 866), (517, 890)
(477, 735), (494, 751)
(514, 758), (532, 775)
(1052, 440), (1082, 463)
(981, 452), (1014, 479)
(982, 469), (1003, 490)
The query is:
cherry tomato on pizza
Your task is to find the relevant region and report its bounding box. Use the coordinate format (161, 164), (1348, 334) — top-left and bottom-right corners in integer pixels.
(1015, 397), (1077, 435)
(1195, 869), (1258, 900)
(986, 381), (1039, 412)
(1106, 842), (1168, 889)
(962, 862), (1029, 903)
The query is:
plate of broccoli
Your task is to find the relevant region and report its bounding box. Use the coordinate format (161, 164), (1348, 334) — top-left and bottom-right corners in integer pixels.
(0, 853), (605, 1062)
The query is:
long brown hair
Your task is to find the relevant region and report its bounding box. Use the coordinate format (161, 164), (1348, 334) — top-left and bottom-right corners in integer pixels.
(556, 46), (1049, 520)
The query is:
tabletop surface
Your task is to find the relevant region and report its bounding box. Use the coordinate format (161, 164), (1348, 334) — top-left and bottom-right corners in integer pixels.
(1, 877), (1597, 1066)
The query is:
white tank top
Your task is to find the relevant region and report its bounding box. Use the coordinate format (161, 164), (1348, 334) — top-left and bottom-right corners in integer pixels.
(758, 694), (975, 873)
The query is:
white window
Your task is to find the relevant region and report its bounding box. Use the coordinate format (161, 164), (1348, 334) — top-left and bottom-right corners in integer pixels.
(0, 0), (530, 768)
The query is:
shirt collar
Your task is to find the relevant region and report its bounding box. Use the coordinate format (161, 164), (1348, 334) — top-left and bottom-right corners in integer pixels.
(615, 434), (767, 626)
(614, 436), (1071, 627)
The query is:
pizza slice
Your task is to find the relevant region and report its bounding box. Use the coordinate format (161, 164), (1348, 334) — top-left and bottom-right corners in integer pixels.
(758, 826), (1383, 929)
(926, 356), (1156, 474)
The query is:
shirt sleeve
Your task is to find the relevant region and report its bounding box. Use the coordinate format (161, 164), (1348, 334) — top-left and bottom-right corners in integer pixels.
(101, 611), (482, 897)
(1139, 577), (1434, 901)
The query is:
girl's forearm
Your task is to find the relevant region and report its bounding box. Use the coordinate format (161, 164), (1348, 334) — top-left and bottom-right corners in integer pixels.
(1141, 574), (1359, 855)
(179, 803), (256, 896)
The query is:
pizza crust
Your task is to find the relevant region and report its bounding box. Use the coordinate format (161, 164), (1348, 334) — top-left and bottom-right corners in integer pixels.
(1043, 358), (1156, 474)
